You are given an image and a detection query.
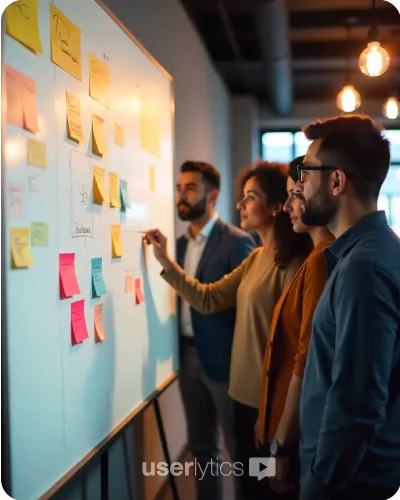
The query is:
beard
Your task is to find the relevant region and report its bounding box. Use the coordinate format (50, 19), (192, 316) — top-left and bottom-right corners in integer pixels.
(177, 197), (207, 221)
(301, 179), (338, 227)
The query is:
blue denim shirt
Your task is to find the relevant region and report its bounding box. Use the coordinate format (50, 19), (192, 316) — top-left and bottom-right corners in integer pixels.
(300, 211), (400, 499)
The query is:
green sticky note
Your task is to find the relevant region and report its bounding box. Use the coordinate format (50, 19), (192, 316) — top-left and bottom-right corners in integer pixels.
(31, 222), (49, 247)
(120, 180), (131, 211)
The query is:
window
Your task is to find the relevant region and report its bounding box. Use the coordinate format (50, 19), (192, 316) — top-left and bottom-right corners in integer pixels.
(260, 129), (400, 235)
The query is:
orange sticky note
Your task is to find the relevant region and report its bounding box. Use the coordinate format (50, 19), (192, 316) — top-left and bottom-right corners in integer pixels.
(109, 172), (120, 207)
(125, 275), (133, 292)
(59, 253), (80, 298)
(135, 277), (145, 304)
(21, 74), (39, 133)
(71, 299), (89, 345)
(94, 303), (107, 342)
(6, 66), (23, 128)
(111, 225), (124, 258)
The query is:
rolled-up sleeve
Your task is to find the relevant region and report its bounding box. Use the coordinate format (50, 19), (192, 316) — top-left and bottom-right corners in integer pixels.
(293, 253), (328, 377)
(302, 260), (399, 500)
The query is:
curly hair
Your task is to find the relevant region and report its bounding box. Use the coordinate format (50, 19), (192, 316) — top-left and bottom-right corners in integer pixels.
(237, 160), (312, 268)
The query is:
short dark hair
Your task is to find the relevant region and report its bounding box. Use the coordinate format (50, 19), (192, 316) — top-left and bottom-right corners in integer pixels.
(237, 161), (312, 268)
(302, 114), (390, 202)
(180, 161), (220, 191)
(288, 155), (304, 183)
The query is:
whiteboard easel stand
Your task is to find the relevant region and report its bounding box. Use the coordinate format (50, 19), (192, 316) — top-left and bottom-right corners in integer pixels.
(37, 373), (180, 500)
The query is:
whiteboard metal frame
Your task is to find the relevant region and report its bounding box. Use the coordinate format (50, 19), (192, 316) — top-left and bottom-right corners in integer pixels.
(1, 1), (178, 498)
(1, 15), (12, 498)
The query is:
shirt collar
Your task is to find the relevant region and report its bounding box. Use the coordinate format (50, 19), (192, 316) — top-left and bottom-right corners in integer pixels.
(186, 213), (219, 242)
(326, 210), (388, 260)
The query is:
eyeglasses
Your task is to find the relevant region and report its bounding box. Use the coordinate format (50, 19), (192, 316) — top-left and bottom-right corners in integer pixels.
(296, 164), (337, 184)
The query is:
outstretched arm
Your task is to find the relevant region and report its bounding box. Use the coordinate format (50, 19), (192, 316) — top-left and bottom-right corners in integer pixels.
(144, 229), (254, 314)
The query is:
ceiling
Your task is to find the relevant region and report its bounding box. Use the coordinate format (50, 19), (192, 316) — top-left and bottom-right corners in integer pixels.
(180, 0), (400, 115)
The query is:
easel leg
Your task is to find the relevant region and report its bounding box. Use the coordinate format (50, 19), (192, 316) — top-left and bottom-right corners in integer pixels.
(153, 398), (180, 500)
(101, 450), (109, 500)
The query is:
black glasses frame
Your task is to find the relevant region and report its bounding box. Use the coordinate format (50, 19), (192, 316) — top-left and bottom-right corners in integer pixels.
(296, 164), (337, 183)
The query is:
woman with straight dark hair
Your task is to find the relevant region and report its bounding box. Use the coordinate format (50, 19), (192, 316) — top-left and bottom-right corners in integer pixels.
(144, 161), (312, 499)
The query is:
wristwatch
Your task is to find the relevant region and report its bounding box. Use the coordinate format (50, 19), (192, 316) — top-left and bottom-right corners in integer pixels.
(269, 439), (289, 457)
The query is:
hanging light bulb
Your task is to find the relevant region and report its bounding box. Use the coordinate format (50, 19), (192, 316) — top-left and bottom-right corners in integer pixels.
(359, 41), (390, 77)
(383, 97), (399, 120)
(336, 85), (361, 113)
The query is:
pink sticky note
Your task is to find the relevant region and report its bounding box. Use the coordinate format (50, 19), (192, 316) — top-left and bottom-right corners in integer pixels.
(71, 299), (89, 345)
(135, 277), (145, 304)
(59, 253), (80, 298)
(6, 66), (23, 128)
(21, 74), (39, 133)
(125, 275), (133, 293)
(94, 303), (107, 343)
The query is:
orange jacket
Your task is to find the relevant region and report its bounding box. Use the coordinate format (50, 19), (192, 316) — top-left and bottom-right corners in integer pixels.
(257, 235), (334, 444)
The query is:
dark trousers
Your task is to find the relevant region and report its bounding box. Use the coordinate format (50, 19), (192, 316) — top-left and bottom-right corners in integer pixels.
(234, 401), (299, 500)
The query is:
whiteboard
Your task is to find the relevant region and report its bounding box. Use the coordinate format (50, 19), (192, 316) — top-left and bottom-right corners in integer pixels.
(3, 1), (178, 498)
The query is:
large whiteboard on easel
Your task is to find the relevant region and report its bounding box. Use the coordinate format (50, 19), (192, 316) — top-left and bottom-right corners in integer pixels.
(3, 1), (178, 498)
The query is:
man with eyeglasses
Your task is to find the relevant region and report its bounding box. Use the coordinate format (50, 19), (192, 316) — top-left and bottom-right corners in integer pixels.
(296, 114), (400, 500)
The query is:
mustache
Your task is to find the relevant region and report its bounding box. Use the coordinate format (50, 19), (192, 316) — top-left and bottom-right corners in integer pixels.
(177, 201), (191, 209)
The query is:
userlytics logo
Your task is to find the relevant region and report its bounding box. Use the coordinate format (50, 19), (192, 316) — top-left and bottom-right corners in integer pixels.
(249, 457), (276, 481)
(383, 0), (400, 15)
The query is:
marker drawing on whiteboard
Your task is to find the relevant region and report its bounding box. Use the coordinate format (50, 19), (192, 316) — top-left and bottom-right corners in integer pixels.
(70, 150), (93, 245)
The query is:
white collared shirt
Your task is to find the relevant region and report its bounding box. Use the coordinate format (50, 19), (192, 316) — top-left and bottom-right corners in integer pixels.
(181, 214), (219, 337)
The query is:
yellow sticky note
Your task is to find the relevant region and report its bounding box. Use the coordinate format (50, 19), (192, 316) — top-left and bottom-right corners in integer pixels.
(66, 92), (84, 142)
(89, 53), (110, 108)
(92, 114), (107, 157)
(10, 227), (34, 268)
(140, 93), (161, 159)
(109, 172), (120, 207)
(27, 138), (47, 168)
(93, 166), (109, 204)
(115, 124), (124, 147)
(5, 0), (42, 54)
(111, 225), (124, 258)
(50, 4), (82, 81)
(21, 74), (39, 133)
(149, 165), (156, 191)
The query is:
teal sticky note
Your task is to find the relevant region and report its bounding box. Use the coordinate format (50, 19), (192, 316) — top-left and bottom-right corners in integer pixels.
(120, 180), (130, 211)
(91, 257), (107, 297)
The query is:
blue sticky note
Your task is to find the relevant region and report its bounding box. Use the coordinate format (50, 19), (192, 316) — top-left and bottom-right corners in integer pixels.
(91, 257), (107, 297)
(120, 180), (130, 211)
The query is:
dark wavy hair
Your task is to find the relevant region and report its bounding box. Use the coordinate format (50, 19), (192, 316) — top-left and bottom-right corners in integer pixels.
(237, 160), (312, 268)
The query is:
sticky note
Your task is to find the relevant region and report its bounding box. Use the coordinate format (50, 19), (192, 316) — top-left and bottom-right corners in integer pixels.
(94, 303), (107, 342)
(8, 182), (26, 220)
(71, 300), (89, 345)
(109, 172), (120, 208)
(92, 114), (107, 157)
(66, 92), (84, 143)
(91, 258), (107, 297)
(89, 53), (110, 108)
(59, 253), (80, 298)
(115, 124), (124, 147)
(27, 138), (47, 168)
(149, 165), (156, 191)
(31, 222), (49, 246)
(111, 225), (124, 258)
(120, 180), (130, 211)
(135, 277), (145, 304)
(28, 172), (44, 202)
(50, 4), (82, 81)
(5, 0), (42, 54)
(6, 66), (23, 128)
(93, 166), (109, 204)
(10, 227), (34, 269)
(21, 74), (39, 133)
(140, 93), (161, 159)
(125, 275), (133, 292)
